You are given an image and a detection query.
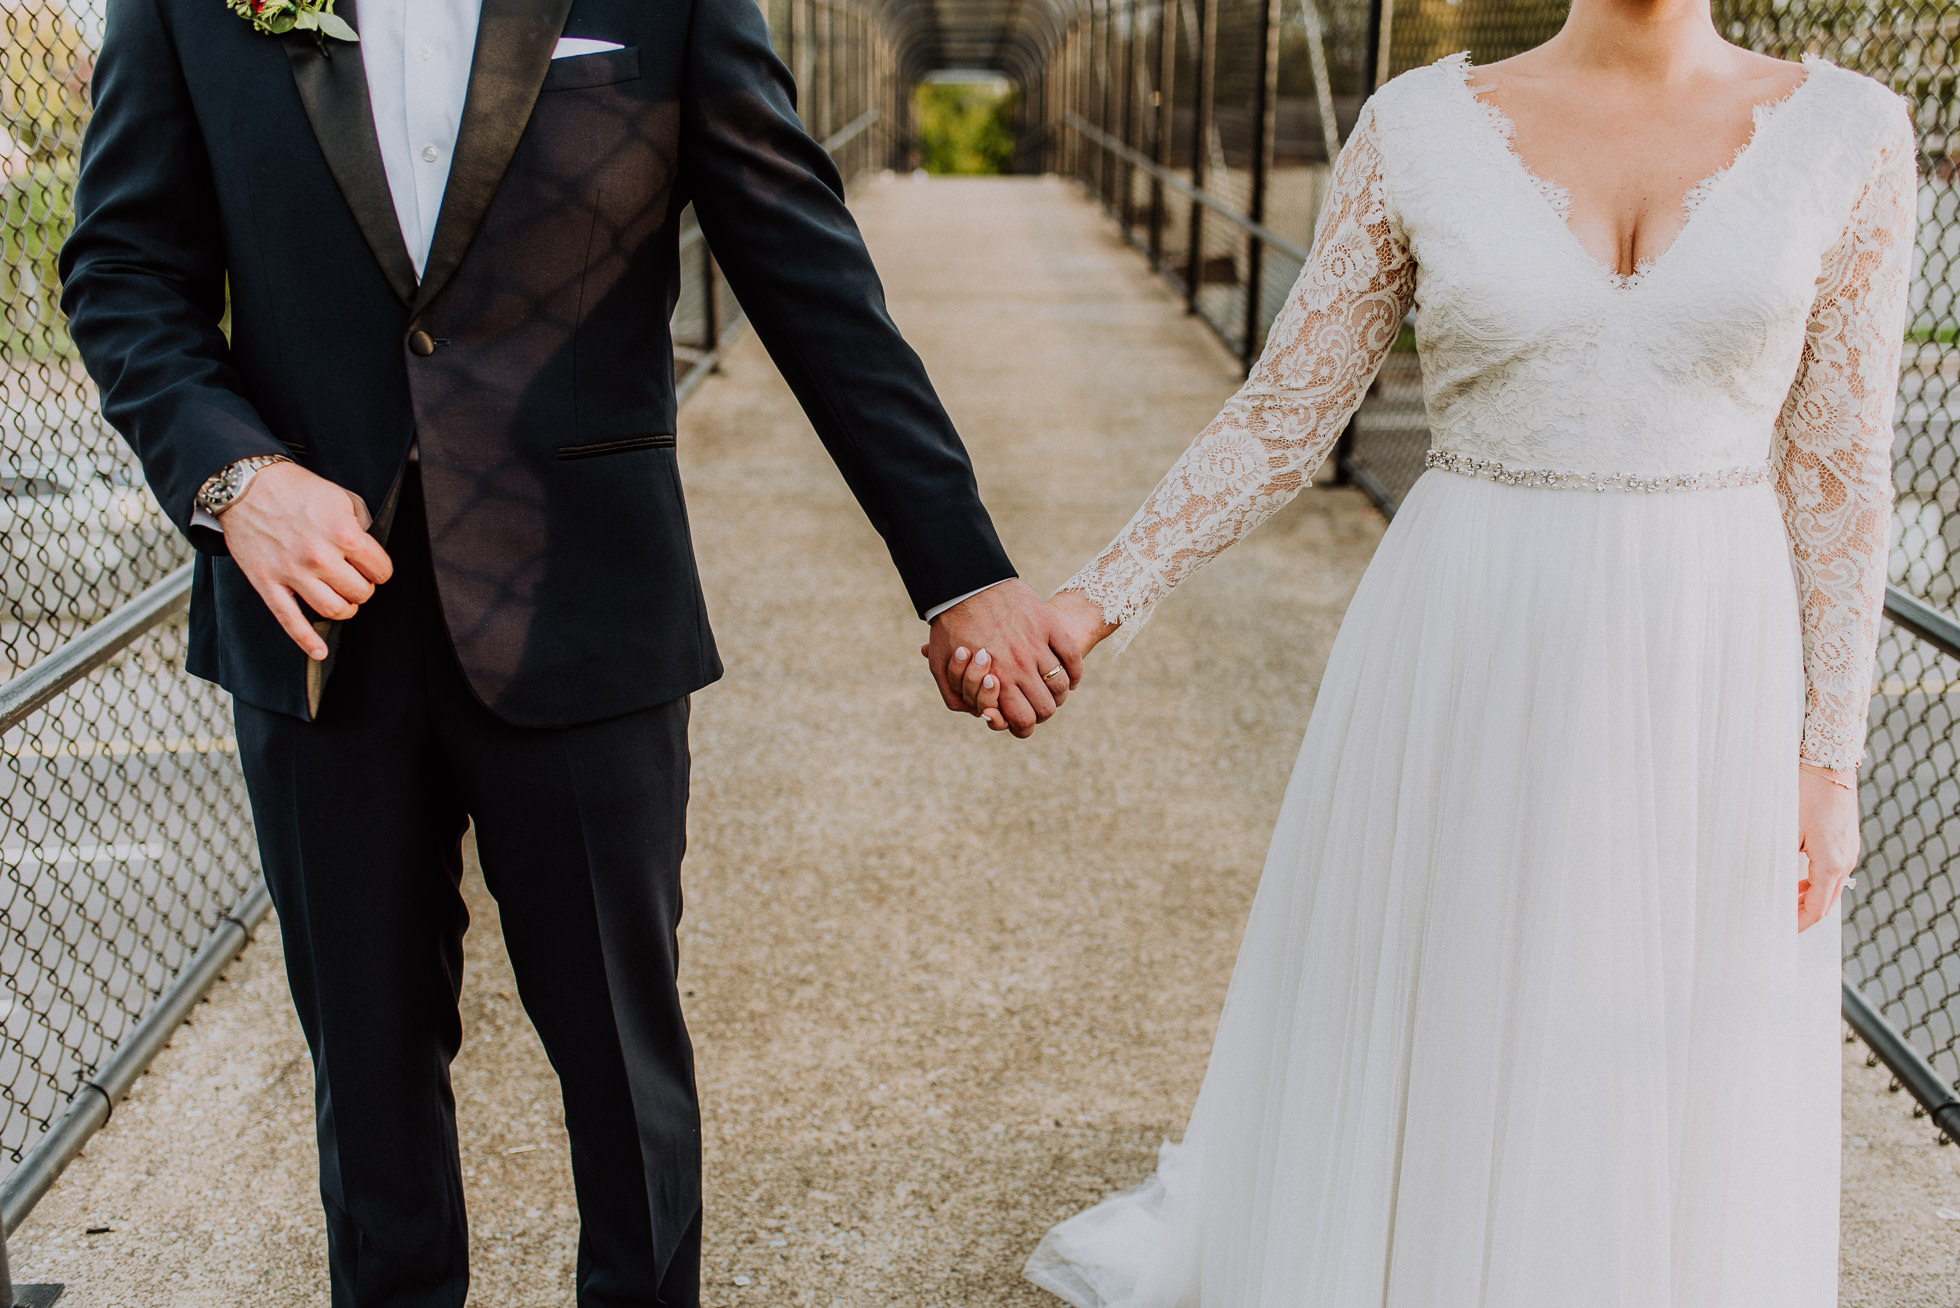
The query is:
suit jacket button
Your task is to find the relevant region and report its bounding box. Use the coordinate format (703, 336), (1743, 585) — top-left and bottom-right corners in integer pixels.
(408, 329), (436, 356)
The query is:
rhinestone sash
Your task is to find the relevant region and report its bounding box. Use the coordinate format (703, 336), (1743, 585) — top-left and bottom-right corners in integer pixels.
(1425, 449), (1772, 494)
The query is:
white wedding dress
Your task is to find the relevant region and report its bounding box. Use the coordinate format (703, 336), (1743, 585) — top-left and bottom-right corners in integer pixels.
(1027, 55), (1915, 1308)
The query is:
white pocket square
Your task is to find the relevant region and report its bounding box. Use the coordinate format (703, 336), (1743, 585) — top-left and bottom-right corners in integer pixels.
(552, 38), (625, 58)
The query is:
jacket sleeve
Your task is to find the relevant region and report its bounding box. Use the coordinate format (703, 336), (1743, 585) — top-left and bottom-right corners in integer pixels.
(676, 0), (1016, 617)
(58, 0), (286, 551)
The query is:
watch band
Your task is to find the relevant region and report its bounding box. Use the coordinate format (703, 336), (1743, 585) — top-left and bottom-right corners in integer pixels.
(195, 454), (290, 517)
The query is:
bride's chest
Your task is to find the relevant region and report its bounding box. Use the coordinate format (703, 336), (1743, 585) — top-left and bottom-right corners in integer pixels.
(1391, 109), (1850, 380)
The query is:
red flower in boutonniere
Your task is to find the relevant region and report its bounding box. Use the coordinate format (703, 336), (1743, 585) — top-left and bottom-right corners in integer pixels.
(227, 0), (358, 42)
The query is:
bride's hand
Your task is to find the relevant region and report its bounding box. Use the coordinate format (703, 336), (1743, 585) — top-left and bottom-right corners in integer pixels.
(1049, 591), (1118, 657)
(1796, 763), (1860, 932)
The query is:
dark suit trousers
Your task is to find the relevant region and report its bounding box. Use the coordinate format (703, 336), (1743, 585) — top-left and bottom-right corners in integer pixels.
(233, 470), (702, 1308)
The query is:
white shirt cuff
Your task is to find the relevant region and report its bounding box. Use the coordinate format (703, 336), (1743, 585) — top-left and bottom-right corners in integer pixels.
(925, 578), (1012, 621)
(192, 506), (224, 534)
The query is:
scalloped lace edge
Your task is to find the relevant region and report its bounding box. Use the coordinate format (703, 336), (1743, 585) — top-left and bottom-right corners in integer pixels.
(1443, 50), (1820, 291)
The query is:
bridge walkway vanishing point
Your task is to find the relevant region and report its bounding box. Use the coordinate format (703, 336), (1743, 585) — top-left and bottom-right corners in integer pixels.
(7, 176), (1960, 1307)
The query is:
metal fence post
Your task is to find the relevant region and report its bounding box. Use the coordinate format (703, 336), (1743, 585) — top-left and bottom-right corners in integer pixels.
(1332, 0), (1390, 485)
(1150, 0), (1175, 268)
(1241, 0), (1282, 370)
(1099, 0), (1117, 208)
(1063, 23), (1076, 178)
(1120, 0), (1141, 232)
(1372, 0), (1395, 91)
(1081, 3), (1096, 190)
(1184, 0), (1217, 311)
(824, 0), (838, 142)
(1057, 27), (1069, 177)
(0, 1225), (55, 1308)
(800, 0), (817, 126)
(772, 0), (787, 88)
(1084, 18), (1094, 183)
(1086, 3), (1101, 192)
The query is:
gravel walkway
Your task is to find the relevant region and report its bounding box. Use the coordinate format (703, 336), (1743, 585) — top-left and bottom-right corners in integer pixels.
(10, 176), (1959, 1306)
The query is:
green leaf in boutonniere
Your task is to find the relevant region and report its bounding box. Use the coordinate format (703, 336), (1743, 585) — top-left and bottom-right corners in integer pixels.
(292, 7), (359, 41)
(226, 0), (359, 42)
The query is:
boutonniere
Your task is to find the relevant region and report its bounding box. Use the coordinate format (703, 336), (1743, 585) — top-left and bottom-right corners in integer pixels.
(227, 0), (359, 42)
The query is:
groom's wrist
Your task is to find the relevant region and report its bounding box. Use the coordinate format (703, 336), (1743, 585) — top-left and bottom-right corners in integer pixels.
(195, 453), (292, 522)
(924, 578), (1013, 622)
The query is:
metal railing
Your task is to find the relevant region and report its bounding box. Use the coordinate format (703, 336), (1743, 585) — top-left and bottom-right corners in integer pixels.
(1047, 0), (1960, 1145)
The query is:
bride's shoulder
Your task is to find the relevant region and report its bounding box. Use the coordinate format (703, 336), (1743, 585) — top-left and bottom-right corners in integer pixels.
(1798, 57), (1912, 140)
(1372, 52), (1474, 104)
(1358, 52), (1475, 134)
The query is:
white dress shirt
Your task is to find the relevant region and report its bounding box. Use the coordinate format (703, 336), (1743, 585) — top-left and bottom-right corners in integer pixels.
(360, 0), (483, 278)
(205, 9), (1003, 618)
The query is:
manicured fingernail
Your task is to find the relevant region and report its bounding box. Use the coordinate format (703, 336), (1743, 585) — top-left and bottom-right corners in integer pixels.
(976, 649), (990, 664)
(983, 675), (996, 689)
(955, 647), (968, 660)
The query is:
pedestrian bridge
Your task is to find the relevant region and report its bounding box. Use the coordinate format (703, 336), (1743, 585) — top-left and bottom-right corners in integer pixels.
(0, 171), (1955, 1306)
(4, 0), (1960, 1303)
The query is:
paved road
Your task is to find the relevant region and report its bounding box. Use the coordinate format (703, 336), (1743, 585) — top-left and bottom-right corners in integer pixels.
(8, 176), (1959, 1307)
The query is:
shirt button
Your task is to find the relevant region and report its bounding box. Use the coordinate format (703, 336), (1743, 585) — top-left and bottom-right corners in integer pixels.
(417, 45), (433, 60)
(422, 145), (440, 163)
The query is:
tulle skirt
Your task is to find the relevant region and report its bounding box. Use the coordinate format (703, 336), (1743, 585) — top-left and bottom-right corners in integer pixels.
(1026, 470), (1841, 1308)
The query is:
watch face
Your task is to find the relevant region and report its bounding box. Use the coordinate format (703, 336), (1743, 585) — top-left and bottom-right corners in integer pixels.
(201, 470), (237, 513)
(201, 456), (283, 514)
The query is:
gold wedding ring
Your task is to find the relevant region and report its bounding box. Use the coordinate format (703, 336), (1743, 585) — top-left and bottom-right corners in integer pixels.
(1042, 666), (1067, 681)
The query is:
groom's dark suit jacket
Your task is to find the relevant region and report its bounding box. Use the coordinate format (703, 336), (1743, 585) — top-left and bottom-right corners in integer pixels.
(61, 0), (1015, 725)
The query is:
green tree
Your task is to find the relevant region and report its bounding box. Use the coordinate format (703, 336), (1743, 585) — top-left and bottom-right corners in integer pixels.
(915, 82), (1016, 176)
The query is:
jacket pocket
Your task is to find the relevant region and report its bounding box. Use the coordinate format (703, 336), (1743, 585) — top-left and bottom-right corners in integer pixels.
(540, 47), (640, 92)
(555, 434), (675, 460)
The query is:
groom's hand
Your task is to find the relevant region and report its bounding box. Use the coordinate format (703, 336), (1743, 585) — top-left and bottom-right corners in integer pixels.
(924, 579), (1082, 738)
(220, 461), (394, 661)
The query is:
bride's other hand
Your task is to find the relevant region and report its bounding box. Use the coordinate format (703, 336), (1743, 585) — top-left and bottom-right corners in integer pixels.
(1796, 763), (1860, 932)
(1049, 591), (1118, 658)
(943, 644), (1011, 730)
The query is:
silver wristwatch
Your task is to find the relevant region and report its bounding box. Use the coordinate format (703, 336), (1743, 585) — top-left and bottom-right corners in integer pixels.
(195, 454), (290, 516)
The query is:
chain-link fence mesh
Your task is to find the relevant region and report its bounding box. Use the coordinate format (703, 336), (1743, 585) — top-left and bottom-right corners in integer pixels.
(1050, 0), (1960, 1106)
(0, 0), (885, 1214)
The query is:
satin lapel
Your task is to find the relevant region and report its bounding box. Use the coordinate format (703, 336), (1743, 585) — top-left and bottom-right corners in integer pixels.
(413, 0), (574, 314)
(283, 0), (419, 305)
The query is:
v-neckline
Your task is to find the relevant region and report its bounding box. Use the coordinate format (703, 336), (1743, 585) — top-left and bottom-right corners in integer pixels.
(1447, 52), (1821, 292)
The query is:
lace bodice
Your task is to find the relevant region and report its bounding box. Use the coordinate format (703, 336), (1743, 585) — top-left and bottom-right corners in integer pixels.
(1061, 55), (1916, 771)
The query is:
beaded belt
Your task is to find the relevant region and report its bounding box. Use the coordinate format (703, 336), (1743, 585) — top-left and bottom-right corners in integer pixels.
(1424, 449), (1772, 494)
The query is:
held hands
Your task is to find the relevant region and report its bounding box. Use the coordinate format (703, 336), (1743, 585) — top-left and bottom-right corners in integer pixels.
(1796, 762), (1860, 932)
(921, 586), (1118, 737)
(219, 461), (393, 660)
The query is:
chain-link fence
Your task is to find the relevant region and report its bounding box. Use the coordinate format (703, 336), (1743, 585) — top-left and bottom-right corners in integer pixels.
(1048, 0), (1960, 1134)
(0, 0), (267, 1231)
(0, 0), (887, 1253)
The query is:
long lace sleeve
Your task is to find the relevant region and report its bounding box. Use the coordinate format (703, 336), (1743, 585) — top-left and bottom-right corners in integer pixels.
(1058, 104), (1415, 647)
(1773, 106), (1917, 772)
